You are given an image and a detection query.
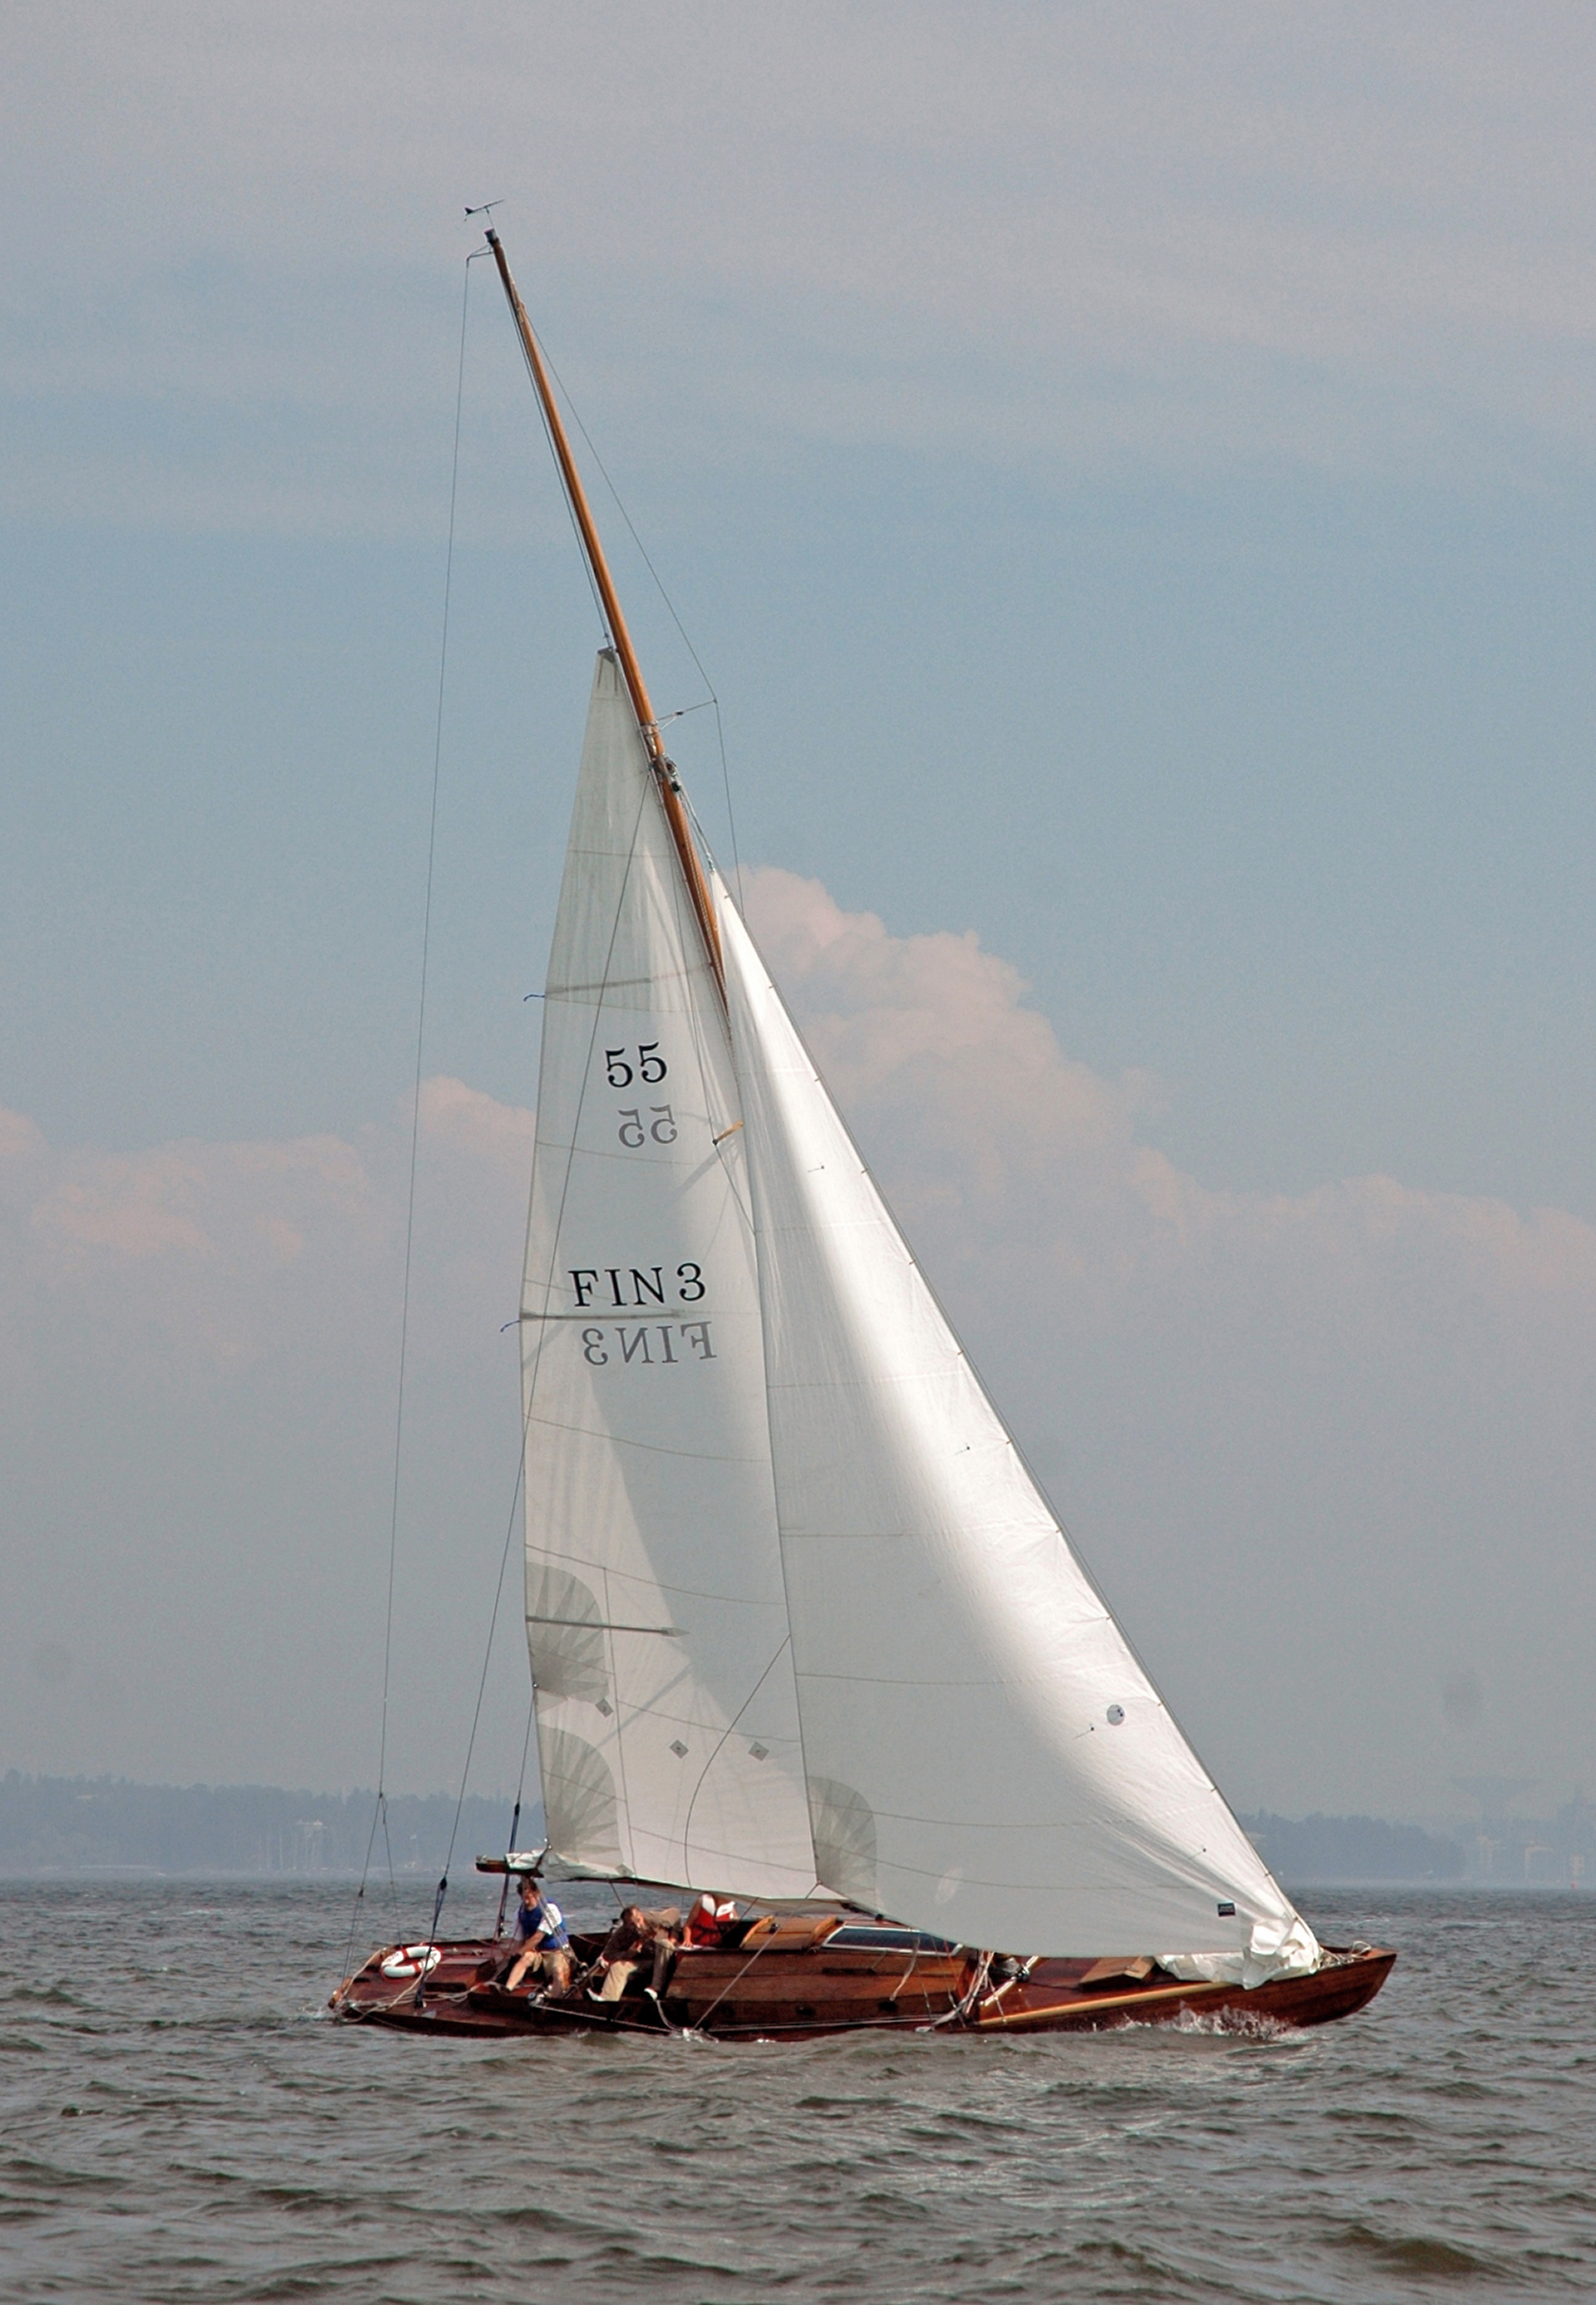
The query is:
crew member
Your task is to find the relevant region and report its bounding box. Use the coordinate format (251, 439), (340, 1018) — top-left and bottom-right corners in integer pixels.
(682, 1892), (739, 1947)
(504, 1876), (572, 1997)
(587, 1904), (679, 2003)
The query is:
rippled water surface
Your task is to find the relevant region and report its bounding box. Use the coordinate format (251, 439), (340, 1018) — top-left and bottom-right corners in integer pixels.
(2, 1883), (1593, 2301)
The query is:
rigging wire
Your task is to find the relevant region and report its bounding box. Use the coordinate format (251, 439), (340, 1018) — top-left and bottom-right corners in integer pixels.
(712, 695), (744, 909)
(346, 251), (475, 1970)
(533, 336), (745, 899)
(494, 1690), (540, 1939)
(396, 246), (748, 1971)
(421, 761), (658, 1959)
(425, 1440), (528, 1951)
(500, 306), (609, 646)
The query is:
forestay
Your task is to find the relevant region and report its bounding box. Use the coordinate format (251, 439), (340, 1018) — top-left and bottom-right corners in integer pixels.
(520, 653), (815, 1899)
(719, 884), (1318, 1981)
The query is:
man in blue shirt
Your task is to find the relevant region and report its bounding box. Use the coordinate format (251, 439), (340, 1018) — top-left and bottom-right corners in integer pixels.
(504, 1876), (572, 1998)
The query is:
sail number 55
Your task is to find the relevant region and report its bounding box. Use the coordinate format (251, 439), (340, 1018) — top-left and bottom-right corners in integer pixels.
(605, 1046), (675, 1148)
(605, 1044), (667, 1087)
(617, 1105), (676, 1147)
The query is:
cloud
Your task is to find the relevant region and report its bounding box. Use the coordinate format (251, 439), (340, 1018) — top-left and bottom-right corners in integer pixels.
(745, 865), (1596, 1317)
(4, 882), (1593, 1811)
(9, 1123), (379, 1377)
(742, 867), (1596, 1814)
(0, 1107), (47, 1164)
(4, 3), (1596, 531)
(417, 1074), (537, 1183)
(1, 1083), (534, 1376)
(0, 1080), (538, 1792)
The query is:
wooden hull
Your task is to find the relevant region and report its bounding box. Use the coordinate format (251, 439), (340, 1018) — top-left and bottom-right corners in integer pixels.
(330, 1926), (1394, 2043)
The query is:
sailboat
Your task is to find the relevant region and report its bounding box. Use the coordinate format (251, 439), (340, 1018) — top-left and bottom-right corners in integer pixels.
(331, 231), (1393, 2041)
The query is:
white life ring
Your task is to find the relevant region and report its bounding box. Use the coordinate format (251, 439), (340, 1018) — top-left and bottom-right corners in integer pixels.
(380, 1943), (443, 1979)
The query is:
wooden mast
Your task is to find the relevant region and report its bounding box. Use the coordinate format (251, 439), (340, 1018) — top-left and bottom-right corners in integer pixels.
(484, 228), (725, 995)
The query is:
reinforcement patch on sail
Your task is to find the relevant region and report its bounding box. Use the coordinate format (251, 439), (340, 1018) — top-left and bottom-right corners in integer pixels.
(519, 653), (818, 1902)
(539, 1728), (623, 1870)
(719, 881), (1318, 1977)
(526, 1567), (609, 1706)
(807, 1777), (878, 1909)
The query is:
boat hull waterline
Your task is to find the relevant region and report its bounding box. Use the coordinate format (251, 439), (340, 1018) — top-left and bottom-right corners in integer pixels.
(331, 1925), (1395, 2043)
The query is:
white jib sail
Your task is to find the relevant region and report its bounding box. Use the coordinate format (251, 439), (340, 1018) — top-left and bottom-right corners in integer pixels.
(719, 883), (1318, 1981)
(521, 654), (816, 1899)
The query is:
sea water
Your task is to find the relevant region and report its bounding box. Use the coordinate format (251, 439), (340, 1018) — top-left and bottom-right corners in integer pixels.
(1, 1881), (1591, 2301)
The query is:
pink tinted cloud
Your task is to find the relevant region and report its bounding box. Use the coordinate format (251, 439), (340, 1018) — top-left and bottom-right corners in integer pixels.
(744, 864), (1596, 1324)
(5, 882), (1584, 1391)
(742, 867), (1596, 1810)
(417, 1075), (537, 1183)
(1, 1098), (511, 1380)
(2, 886), (1591, 1805)
(4, 888), (1588, 1393)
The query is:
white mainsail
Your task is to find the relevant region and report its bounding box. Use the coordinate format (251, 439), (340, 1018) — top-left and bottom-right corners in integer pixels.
(520, 653), (816, 1899)
(718, 883), (1318, 1981)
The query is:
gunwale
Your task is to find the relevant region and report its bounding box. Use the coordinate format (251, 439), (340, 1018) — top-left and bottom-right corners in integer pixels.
(330, 1926), (1395, 2043)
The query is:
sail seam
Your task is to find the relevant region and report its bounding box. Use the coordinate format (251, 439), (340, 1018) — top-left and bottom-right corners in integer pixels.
(522, 1411), (766, 1465)
(526, 1554), (797, 1610)
(679, 1635), (795, 1887)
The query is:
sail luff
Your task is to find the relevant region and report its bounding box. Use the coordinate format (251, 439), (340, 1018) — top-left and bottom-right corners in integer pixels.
(518, 655), (817, 1900)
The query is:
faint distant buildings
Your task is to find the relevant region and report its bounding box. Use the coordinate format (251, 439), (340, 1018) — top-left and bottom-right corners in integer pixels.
(1244, 1798), (1594, 1887)
(1460, 1789), (1594, 1887)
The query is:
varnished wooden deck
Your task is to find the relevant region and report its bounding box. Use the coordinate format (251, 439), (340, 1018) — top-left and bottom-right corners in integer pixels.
(330, 1916), (1395, 2042)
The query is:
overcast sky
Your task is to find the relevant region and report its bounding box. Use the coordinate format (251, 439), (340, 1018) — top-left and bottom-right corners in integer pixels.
(4, 2), (1593, 1823)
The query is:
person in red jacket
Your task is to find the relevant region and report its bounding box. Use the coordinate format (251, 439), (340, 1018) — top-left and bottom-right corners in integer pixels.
(682, 1892), (739, 1947)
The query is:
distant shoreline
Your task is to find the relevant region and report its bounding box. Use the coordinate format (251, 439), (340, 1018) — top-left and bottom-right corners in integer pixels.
(0, 1769), (532, 1881)
(3, 1771), (1589, 1888)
